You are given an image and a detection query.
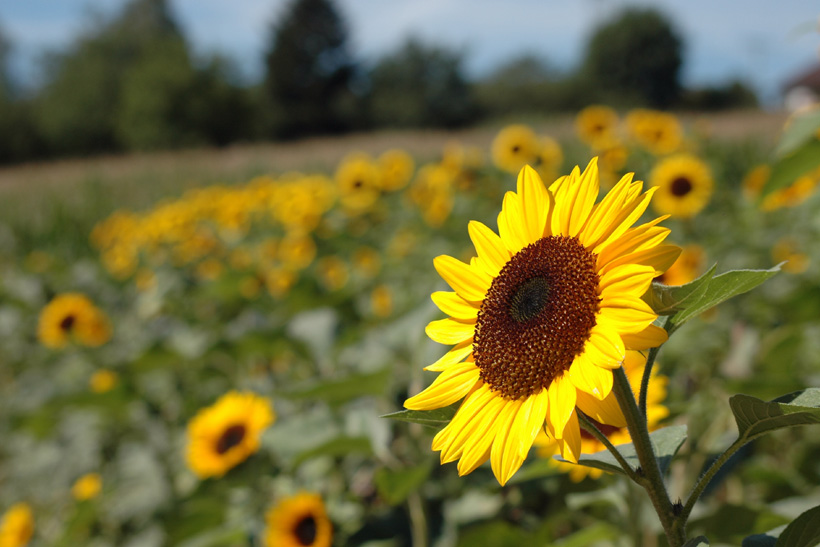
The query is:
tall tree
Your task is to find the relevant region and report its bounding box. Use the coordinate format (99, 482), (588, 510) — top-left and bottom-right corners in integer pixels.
(263, 0), (357, 138)
(582, 8), (683, 108)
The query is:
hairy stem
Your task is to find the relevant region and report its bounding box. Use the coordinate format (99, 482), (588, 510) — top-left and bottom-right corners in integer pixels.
(578, 411), (639, 482)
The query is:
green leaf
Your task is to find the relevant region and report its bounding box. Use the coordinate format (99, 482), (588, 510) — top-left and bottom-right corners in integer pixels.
(292, 436), (372, 467)
(560, 425), (687, 476)
(667, 265), (781, 333)
(381, 405), (458, 428)
(776, 504), (820, 547)
(683, 537), (710, 547)
(763, 139), (820, 198)
(743, 533), (781, 547)
(643, 265), (716, 315)
(553, 523), (619, 546)
(775, 108), (820, 158)
(730, 388), (820, 444)
(375, 462), (432, 505)
(282, 368), (390, 406)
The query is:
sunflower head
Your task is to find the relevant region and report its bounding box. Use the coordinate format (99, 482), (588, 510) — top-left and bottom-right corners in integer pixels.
(626, 109), (682, 156)
(491, 124), (540, 173)
(71, 473), (102, 501)
(335, 153), (382, 214)
(649, 154), (714, 218)
(576, 105), (619, 149)
(37, 293), (111, 349)
(186, 391), (275, 479)
(89, 370), (118, 393)
(0, 503), (34, 547)
(264, 493), (333, 547)
(405, 159), (679, 485)
(378, 149), (415, 192)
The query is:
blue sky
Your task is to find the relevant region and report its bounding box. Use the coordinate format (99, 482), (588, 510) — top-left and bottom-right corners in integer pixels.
(1, 0), (818, 104)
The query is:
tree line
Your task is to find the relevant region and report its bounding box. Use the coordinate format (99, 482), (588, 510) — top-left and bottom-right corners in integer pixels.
(0, 0), (757, 165)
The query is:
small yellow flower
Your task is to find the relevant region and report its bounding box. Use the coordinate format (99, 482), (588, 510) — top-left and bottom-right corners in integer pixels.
(378, 149), (415, 192)
(335, 153), (381, 214)
(37, 293), (112, 349)
(649, 154), (714, 218)
(626, 109), (683, 155)
(352, 247), (382, 279)
(90, 370), (118, 393)
(186, 391), (275, 479)
(316, 256), (349, 292)
(576, 105), (619, 149)
(263, 493), (332, 547)
(491, 124), (540, 173)
(71, 473), (102, 501)
(265, 268), (297, 298)
(279, 233), (317, 271)
(370, 285), (393, 318)
(0, 503), (34, 547)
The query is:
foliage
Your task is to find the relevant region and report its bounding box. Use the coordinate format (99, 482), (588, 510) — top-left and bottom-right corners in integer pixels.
(368, 38), (479, 128)
(581, 7), (683, 107)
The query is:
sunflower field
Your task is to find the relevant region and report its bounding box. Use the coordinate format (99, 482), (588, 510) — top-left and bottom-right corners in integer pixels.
(2, 106), (820, 547)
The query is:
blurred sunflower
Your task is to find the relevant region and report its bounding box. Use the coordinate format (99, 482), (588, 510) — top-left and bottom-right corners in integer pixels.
(378, 149), (415, 191)
(263, 493), (332, 547)
(761, 173), (818, 212)
(405, 159), (679, 485)
(535, 136), (564, 183)
(186, 391), (275, 479)
(0, 503), (33, 547)
(491, 124), (540, 173)
(575, 105), (619, 149)
(535, 351), (669, 481)
(335, 153), (381, 214)
(656, 244), (705, 286)
(279, 233), (317, 271)
(71, 473), (102, 501)
(352, 247), (381, 279)
(89, 370), (118, 393)
(649, 154), (713, 218)
(773, 238), (810, 274)
(370, 285), (393, 318)
(626, 109), (682, 156)
(741, 164), (770, 200)
(316, 256), (349, 292)
(37, 293), (111, 349)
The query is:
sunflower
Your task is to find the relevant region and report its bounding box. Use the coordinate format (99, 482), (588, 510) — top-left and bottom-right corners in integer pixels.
(0, 503), (33, 547)
(626, 109), (682, 156)
(378, 149), (415, 192)
(404, 159), (679, 485)
(649, 154), (713, 218)
(316, 256), (349, 291)
(186, 391), (275, 479)
(773, 238), (810, 274)
(576, 105), (619, 149)
(491, 124), (540, 173)
(89, 370), (118, 393)
(656, 244), (705, 286)
(535, 351), (669, 481)
(535, 136), (564, 184)
(370, 285), (393, 318)
(71, 473), (102, 501)
(741, 164), (770, 200)
(335, 153), (381, 214)
(263, 493), (332, 547)
(37, 293), (111, 349)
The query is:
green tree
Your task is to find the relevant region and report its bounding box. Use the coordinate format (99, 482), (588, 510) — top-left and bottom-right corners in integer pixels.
(35, 0), (184, 154)
(263, 0), (357, 138)
(368, 39), (477, 128)
(582, 8), (683, 108)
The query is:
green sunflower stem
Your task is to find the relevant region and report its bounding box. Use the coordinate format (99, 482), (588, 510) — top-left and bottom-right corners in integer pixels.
(612, 366), (685, 547)
(638, 344), (662, 419)
(577, 412), (638, 482)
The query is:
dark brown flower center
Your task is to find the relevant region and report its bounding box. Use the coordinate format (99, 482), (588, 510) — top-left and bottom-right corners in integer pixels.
(511, 145), (521, 153)
(60, 314), (76, 332)
(473, 236), (600, 400)
(670, 176), (692, 197)
(294, 515), (318, 546)
(215, 424), (246, 454)
(579, 411), (622, 440)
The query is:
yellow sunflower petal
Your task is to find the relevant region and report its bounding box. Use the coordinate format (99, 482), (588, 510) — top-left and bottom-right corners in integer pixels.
(468, 221), (510, 277)
(622, 324), (668, 350)
(599, 297), (658, 334)
(497, 191), (529, 254)
(431, 291), (479, 321)
(579, 172), (634, 247)
(425, 341), (474, 371)
(433, 255), (491, 302)
(516, 165), (551, 241)
(457, 396), (507, 475)
(599, 263), (656, 298)
(514, 388), (549, 459)
(490, 399), (525, 486)
(557, 410), (582, 463)
(552, 160), (598, 237)
(425, 318), (475, 345)
(404, 362), (480, 410)
(584, 324), (626, 369)
(596, 217), (669, 268)
(601, 244), (682, 277)
(435, 384), (496, 462)
(568, 354), (614, 400)
(590, 187), (658, 254)
(576, 389), (626, 428)
(547, 374), (576, 439)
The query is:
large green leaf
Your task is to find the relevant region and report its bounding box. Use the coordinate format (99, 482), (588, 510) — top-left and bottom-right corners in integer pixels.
(643, 265), (716, 315)
(375, 462), (432, 505)
(743, 533), (780, 547)
(763, 139), (820, 198)
(292, 436), (372, 467)
(775, 108), (820, 158)
(381, 405), (458, 428)
(683, 537), (710, 547)
(730, 388), (820, 443)
(776, 504), (820, 547)
(560, 425), (687, 476)
(666, 265), (781, 333)
(282, 368), (390, 406)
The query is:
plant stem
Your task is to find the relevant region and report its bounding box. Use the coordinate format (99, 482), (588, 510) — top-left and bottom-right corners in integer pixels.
(676, 439), (744, 528)
(407, 491), (428, 547)
(638, 344), (661, 419)
(613, 366), (685, 547)
(578, 411), (639, 482)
